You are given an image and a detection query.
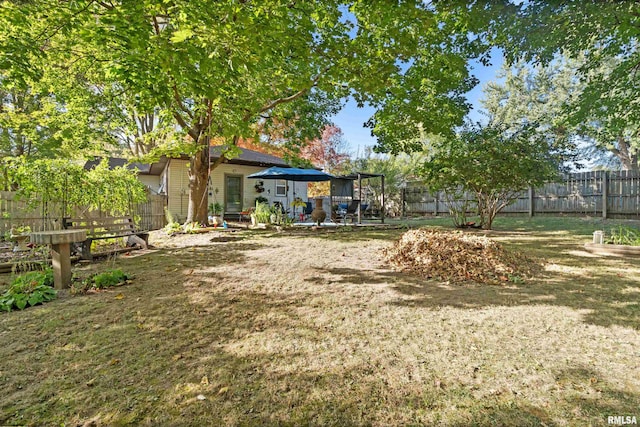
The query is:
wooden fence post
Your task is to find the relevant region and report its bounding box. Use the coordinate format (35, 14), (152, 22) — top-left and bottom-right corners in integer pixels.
(434, 191), (439, 216)
(528, 187), (535, 217)
(602, 170), (608, 219)
(380, 175), (385, 224)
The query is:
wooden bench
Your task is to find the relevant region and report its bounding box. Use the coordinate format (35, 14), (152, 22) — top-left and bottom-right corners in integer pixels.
(62, 216), (149, 260)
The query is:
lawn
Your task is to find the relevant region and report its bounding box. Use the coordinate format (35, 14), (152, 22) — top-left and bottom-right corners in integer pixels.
(1, 216), (639, 426)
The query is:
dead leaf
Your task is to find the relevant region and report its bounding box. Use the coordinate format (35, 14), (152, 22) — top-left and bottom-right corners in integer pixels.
(201, 376), (209, 385)
(218, 386), (229, 395)
(109, 358), (120, 365)
(383, 229), (542, 285)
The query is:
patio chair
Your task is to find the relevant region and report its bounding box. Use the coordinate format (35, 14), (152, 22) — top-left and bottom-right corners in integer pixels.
(303, 200), (313, 220)
(341, 199), (360, 224)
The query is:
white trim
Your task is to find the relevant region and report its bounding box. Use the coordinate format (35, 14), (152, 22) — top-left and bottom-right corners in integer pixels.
(275, 179), (287, 196)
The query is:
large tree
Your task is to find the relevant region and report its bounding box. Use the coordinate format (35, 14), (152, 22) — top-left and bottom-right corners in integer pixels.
(1, 1), (509, 224)
(496, 1), (640, 172)
(480, 61), (580, 166)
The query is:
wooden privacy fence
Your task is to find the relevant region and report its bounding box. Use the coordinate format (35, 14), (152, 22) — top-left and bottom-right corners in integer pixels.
(404, 170), (640, 219)
(0, 191), (167, 237)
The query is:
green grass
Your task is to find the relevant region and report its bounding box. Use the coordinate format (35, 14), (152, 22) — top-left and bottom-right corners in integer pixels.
(0, 217), (639, 426)
(391, 214), (633, 235)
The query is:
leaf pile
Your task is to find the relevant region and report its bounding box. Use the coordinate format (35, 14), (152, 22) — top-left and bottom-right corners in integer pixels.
(383, 229), (543, 284)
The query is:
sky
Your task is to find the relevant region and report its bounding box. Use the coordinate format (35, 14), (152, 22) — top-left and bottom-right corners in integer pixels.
(331, 49), (505, 157)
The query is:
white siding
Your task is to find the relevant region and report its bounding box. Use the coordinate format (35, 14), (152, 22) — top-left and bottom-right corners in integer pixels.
(138, 175), (162, 194)
(210, 165), (309, 214)
(166, 159), (190, 222)
(165, 160), (310, 219)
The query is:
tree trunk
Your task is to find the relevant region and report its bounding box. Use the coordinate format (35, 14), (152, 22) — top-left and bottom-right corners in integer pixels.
(615, 136), (639, 173)
(186, 139), (210, 225)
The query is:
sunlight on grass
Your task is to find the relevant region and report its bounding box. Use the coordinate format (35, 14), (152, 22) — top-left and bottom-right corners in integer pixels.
(0, 218), (639, 425)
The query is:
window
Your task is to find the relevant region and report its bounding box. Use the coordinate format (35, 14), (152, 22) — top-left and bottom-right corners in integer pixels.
(275, 180), (287, 196)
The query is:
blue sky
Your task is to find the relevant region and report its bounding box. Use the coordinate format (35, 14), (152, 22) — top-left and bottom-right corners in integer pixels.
(332, 50), (505, 156)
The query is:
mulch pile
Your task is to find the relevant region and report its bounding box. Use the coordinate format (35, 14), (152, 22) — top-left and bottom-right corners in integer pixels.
(383, 229), (543, 284)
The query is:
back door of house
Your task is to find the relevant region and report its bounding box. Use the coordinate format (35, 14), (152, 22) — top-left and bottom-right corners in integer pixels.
(225, 175), (242, 213)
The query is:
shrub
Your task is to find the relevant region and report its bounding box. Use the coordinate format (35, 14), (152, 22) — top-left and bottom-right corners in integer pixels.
(0, 269), (57, 312)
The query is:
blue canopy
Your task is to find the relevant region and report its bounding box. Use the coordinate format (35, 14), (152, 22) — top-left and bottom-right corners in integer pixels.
(247, 166), (334, 182)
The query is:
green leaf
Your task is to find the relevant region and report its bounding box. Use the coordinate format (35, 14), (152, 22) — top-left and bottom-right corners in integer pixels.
(15, 295), (27, 310)
(28, 292), (43, 307)
(170, 29), (194, 43)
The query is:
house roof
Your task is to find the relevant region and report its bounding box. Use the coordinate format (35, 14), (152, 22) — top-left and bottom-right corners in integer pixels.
(85, 147), (290, 176)
(84, 157), (168, 176)
(335, 172), (385, 180)
(210, 146), (290, 167)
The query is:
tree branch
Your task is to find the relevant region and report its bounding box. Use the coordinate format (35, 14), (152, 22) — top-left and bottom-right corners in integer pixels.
(35, 0), (99, 44)
(171, 83), (194, 122)
(254, 65), (331, 118)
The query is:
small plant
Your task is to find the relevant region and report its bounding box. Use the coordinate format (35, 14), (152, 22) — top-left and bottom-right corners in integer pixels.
(11, 225), (31, 235)
(164, 221), (182, 235)
(0, 269), (56, 312)
(607, 225), (640, 246)
(291, 197), (307, 210)
(90, 269), (131, 289)
(164, 207), (175, 224)
(183, 222), (202, 234)
(209, 202), (223, 216)
(281, 215), (295, 226)
(254, 201), (272, 224)
(163, 207), (182, 235)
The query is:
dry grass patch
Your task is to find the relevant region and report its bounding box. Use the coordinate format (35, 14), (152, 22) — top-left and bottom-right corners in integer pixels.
(0, 221), (639, 426)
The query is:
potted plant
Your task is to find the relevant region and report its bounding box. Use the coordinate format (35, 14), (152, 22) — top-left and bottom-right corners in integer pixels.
(291, 197), (307, 221)
(208, 202), (224, 226)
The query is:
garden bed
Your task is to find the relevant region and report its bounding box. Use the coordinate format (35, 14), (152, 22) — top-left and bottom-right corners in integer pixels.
(584, 242), (640, 257)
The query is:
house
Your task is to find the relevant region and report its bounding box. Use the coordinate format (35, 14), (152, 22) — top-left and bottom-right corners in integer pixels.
(164, 146), (309, 221)
(87, 147), (309, 223)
